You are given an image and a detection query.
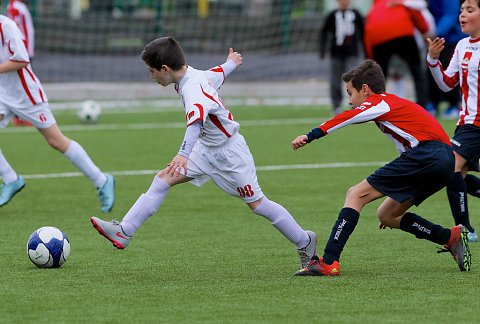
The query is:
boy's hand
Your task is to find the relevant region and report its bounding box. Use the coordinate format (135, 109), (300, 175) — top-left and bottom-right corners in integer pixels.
(227, 48), (242, 67)
(292, 135), (309, 150)
(426, 37), (445, 60)
(166, 154), (188, 177)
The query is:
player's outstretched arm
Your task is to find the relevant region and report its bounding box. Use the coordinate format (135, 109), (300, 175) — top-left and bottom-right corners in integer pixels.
(292, 135), (309, 151)
(427, 37), (445, 60)
(226, 48), (242, 68)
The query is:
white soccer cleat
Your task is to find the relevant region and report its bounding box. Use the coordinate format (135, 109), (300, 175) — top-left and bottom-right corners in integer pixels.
(297, 230), (317, 269)
(90, 216), (131, 249)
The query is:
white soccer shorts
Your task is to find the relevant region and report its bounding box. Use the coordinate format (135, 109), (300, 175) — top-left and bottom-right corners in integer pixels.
(0, 102), (56, 129)
(184, 133), (264, 203)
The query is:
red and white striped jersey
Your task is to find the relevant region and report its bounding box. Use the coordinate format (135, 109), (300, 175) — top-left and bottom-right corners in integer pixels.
(0, 15), (46, 109)
(6, 0), (34, 58)
(318, 93), (451, 154)
(175, 64), (239, 147)
(427, 37), (480, 127)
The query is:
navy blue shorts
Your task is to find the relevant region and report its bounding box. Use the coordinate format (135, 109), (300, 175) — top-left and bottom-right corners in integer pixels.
(451, 124), (480, 172)
(366, 141), (454, 206)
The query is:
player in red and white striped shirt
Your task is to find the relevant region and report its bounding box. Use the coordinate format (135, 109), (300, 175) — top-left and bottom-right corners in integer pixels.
(7, 0), (34, 59)
(427, 0), (480, 242)
(293, 60), (470, 276)
(0, 8), (114, 212)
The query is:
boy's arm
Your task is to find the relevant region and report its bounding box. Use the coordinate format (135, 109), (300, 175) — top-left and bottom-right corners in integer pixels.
(427, 37), (460, 92)
(166, 120), (202, 177)
(0, 60), (28, 73)
(292, 99), (390, 150)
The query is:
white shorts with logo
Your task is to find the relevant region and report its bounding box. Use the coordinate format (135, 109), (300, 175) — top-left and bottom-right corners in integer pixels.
(0, 102), (56, 129)
(184, 133), (264, 203)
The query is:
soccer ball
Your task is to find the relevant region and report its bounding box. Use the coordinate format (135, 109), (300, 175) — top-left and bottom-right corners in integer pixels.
(78, 100), (101, 123)
(27, 226), (70, 268)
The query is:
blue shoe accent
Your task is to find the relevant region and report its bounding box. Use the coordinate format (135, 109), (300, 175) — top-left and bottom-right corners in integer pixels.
(0, 176), (25, 206)
(97, 174), (115, 212)
(468, 230), (478, 242)
(441, 106), (460, 119)
(424, 102), (438, 117)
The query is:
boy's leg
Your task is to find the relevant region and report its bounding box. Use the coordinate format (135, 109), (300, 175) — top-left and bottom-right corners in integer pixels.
(330, 58), (343, 114)
(0, 149), (25, 206)
(91, 171), (191, 249)
(296, 180), (384, 276)
(250, 196), (314, 269)
(379, 197), (470, 271)
(465, 174), (480, 198)
(38, 124), (114, 212)
(446, 172), (474, 232)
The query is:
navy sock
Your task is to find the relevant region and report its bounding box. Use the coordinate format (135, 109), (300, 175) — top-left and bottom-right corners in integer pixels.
(399, 212), (450, 245)
(446, 172), (474, 232)
(465, 174), (480, 199)
(323, 207), (359, 265)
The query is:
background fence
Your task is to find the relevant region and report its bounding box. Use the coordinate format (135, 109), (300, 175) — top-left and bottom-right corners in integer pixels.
(3, 0), (372, 83)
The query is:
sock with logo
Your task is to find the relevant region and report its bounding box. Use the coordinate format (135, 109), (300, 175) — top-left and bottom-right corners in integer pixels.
(399, 212), (450, 245)
(252, 196), (310, 249)
(322, 207), (359, 265)
(120, 176), (170, 236)
(0, 149), (18, 184)
(446, 172), (474, 232)
(63, 140), (107, 188)
(465, 174), (480, 198)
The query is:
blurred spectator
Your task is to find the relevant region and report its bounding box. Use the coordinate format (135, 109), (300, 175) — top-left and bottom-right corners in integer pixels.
(425, 0), (465, 119)
(388, 0), (436, 99)
(364, 0), (430, 107)
(319, 0), (364, 115)
(7, 0), (34, 59)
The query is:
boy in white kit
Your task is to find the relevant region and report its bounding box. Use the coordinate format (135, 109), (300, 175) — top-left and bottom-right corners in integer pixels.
(0, 5), (114, 212)
(91, 36), (317, 270)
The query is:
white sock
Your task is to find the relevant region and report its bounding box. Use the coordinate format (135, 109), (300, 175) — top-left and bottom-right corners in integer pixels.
(63, 140), (106, 187)
(0, 149), (18, 184)
(120, 176), (170, 236)
(252, 197), (309, 249)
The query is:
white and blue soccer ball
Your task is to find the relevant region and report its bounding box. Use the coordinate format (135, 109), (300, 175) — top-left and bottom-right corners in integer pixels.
(78, 100), (102, 124)
(27, 226), (70, 268)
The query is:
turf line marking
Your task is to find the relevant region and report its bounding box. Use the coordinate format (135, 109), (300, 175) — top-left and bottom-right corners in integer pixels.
(2, 118), (324, 133)
(22, 162), (387, 180)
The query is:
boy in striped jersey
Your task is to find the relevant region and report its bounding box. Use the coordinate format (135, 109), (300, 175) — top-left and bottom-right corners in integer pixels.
(0, 3), (114, 212)
(427, 0), (480, 242)
(292, 59), (470, 276)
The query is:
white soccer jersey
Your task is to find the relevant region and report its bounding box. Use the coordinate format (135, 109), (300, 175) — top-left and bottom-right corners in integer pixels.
(175, 65), (240, 147)
(0, 15), (46, 109)
(7, 0), (35, 58)
(428, 37), (480, 127)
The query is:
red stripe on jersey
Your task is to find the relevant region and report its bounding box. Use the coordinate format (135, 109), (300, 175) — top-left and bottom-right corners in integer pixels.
(187, 103), (204, 126)
(476, 60), (480, 127)
(460, 52), (473, 125)
(209, 66), (225, 79)
(0, 23), (4, 45)
(209, 114), (231, 138)
(21, 18), (29, 53)
(377, 121), (411, 148)
(17, 68), (36, 105)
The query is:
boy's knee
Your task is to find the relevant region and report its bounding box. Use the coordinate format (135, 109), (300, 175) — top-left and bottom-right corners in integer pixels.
(0, 114), (4, 121)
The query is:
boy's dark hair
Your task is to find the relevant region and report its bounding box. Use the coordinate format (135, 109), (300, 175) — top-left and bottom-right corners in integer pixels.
(342, 59), (386, 94)
(460, 0), (479, 5)
(141, 36), (185, 71)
